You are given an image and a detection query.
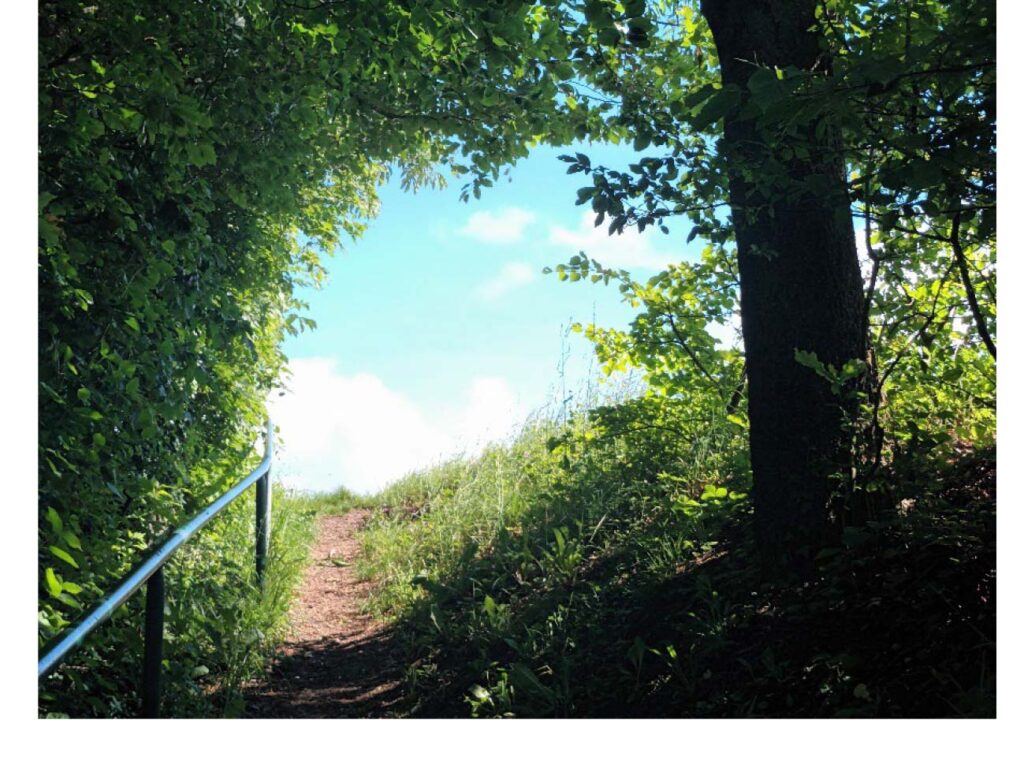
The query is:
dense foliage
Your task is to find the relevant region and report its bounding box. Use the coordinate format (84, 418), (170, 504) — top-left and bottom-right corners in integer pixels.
(37, 0), (594, 715)
(39, 0), (994, 718)
(345, 0), (995, 718)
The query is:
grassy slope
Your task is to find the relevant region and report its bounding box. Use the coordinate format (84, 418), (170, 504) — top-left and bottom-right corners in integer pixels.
(349, 420), (994, 718)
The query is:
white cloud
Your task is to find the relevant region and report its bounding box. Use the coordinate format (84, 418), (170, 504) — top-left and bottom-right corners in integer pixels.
(473, 261), (536, 301)
(268, 358), (525, 494)
(547, 211), (676, 271)
(459, 207), (536, 244)
(457, 376), (521, 447)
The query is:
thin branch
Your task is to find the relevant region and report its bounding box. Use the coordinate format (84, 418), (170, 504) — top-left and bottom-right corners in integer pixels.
(861, 162), (880, 345)
(664, 313), (725, 399)
(951, 211), (996, 360)
(878, 261), (957, 393)
(869, 262), (958, 471)
(831, 59), (996, 96)
(725, 363), (746, 416)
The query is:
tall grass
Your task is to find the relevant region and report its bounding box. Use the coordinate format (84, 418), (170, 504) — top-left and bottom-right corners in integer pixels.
(349, 375), (993, 717)
(352, 383), (749, 716)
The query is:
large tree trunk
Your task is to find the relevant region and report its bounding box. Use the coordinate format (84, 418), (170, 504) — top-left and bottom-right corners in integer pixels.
(701, 0), (866, 574)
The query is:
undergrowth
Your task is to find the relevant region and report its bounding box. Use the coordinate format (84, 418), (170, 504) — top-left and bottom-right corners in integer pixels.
(39, 485), (360, 717)
(355, 404), (995, 718)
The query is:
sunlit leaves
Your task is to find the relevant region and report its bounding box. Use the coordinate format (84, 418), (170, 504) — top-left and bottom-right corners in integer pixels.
(49, 546), (80, 569)
(38, 0), (608, 715)
(44, 568), (63, 598)
(549, 0), (993, 479)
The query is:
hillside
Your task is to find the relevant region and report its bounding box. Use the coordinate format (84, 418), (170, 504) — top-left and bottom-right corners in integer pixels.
(254, 413), (994, 718)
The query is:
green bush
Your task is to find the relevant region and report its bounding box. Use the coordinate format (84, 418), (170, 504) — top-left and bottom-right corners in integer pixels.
(39, 484), (321, 717)
(38, 0), (586, 716)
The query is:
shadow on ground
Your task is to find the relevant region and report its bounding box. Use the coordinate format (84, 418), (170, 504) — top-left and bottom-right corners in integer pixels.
(244, 453), (995, 718)
(244, 509), (413, 719)
(246, 629), (409, 718)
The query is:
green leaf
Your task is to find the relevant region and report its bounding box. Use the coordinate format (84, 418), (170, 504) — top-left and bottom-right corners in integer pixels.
(39, 215), (61, 247)
(186, 142), (217, 167)
(623, 0), (646, 17)
(49, 546), (80, 569)
(690, 86), (741, 130)
(747, 67), (785, 105)
(483, 594), (498, 620)
(56, 594), (83, 610)
(62, 530), (82, 550)
(44, 568), (62, 597)
(815, 547), (842, 561)
(46, 507), (63, 533)
(794, 349), (823, 372)
(508, 663), (556, 703)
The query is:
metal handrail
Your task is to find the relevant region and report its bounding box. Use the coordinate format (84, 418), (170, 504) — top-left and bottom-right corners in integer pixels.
(38, 419), (274, 717)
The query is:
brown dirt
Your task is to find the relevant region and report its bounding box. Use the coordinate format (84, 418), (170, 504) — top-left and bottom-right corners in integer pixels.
(244, 509), (409, 718)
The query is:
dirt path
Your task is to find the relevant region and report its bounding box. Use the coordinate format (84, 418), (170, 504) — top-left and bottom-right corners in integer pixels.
(245, 509), (408, 718)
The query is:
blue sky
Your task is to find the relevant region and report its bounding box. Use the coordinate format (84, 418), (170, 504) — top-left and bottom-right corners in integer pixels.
(269, 142), (704, 493)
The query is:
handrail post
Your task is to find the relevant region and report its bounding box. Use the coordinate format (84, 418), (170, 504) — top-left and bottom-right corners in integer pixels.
(141, 566), (165, 718)
(255, 418), (274, 589)
(255, 473), (271, 588)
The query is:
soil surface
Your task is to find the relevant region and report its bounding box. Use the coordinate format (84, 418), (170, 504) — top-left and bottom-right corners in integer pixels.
(244, 509), (409, 718)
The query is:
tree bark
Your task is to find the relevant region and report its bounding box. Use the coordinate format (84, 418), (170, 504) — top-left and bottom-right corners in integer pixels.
(701, 0), (867, 574)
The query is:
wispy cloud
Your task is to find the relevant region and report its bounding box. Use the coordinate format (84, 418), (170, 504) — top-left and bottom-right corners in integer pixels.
(459, 207), (536, 244)
(473, 261), (536, 301)
(268, 358), (525, 493)
(547, 211), (676, 271)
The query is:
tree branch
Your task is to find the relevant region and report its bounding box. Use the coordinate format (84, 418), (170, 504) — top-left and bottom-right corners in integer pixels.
(725, 363), (746, 416)
(664, 312), (725, 399)
(951, 211), (996, 360)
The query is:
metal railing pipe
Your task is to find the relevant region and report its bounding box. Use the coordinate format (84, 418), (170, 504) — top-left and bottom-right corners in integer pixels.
(38, 419), (274, 682)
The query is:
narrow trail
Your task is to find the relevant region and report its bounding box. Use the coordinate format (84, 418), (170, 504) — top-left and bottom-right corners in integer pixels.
(245, 509), (408, 718)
